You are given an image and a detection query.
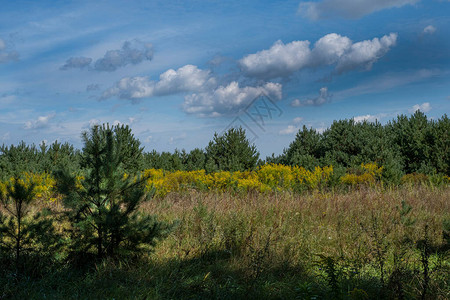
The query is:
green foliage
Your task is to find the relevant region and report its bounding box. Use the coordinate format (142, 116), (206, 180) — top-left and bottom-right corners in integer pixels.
(281, 112), (448, 179)
(388, 111), (433, 174)
(183, 148), (207, 171)
(285, 125), (322, 170)
(430, 114), (450, 174)
(0, 142), (40, 179)
(55, 124), (171, 261)
(0, 177), (60, 275)
(205, 127), (259, 172)
(113, 124), (145, 174)
(0, 140), (80, 180)
(143, 149), (185, 171)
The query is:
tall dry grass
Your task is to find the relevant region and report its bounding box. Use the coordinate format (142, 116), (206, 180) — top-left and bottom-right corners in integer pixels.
(141, 185), (449, 298)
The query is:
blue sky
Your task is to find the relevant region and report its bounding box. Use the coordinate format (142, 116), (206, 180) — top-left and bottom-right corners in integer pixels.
(0, 0), (449, 157)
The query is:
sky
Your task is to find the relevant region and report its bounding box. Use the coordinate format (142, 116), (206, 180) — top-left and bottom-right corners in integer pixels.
(0, 0), (449, 157)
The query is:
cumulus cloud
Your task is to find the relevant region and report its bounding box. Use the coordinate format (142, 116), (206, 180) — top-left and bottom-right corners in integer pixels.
(102, 64), (216, 100)
(279, 125), (298, 135)
(182, 81), (282, 117)
(60, 57), (92, 70)
(60, 40), (153, 72)
(310, 33), (352, 66)
(24, 113), (55, 130)
(423, 25), (436, 35)
(291, 87), (331, 107)
(239, 33), (397, 79)
(239, 40), (311, 79)
(0, 38), (19, 64)
(335, 33), (397, 74)
(409, 102), (431, 113)
(298, 0), (419, 20)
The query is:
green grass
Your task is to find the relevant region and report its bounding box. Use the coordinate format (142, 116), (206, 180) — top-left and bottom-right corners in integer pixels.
(1, 185), (449, 299)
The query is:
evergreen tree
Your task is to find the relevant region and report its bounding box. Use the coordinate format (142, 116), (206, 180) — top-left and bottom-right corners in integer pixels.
(0, 177), (60, 274)
(429, 114), (449, 175)
(284, 125), (322, 170)
(0, 142), (40, 179)
(114, 124), (144, 174)
(54, 124), (171, 261)
(389, 111), (434, 174)
(321, 119), (365, 167)
(38, 140), (81, 174)
(184, 148), (206, 171)
(205, 127), (259, 172)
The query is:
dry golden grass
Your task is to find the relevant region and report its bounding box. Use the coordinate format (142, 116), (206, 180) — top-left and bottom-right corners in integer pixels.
(143, 186), (449, 296)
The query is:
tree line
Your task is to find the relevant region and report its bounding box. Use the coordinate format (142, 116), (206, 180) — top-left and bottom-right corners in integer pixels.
(1, 111), (449, 183)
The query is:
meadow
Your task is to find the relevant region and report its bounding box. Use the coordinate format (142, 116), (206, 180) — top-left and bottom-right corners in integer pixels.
(0, 168), (449, 299)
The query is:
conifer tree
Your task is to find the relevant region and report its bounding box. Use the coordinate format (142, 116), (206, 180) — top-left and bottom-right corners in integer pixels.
(54, 124), (171, 261)
(205, 127), (259, 172)
(0, 177), (60, 274)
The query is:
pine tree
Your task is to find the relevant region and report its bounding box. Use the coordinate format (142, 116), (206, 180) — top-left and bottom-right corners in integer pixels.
(284, 125), (322, 170)
(205, 127), (259, 172)
(0, 177), (60, 274)
(54, 124), (171, 261)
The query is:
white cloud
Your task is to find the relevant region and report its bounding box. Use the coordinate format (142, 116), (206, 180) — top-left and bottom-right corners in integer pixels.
(60, 39), (153, 72)
(293, 117), (303, 124)
(298, 0), (419, 20)
(0, 38), (5, 50)
(87, 119), (100, 128)
(60, 57), (92, 70)
(310, 33), (352, 65)
(291, 87), (331, 107)
(353, 114), (377, 123)
(94, 40), (153, 72)
(239, 40), (311, 79)
(24, 113), (55, 130)
(239, 33), (397, 79)
(183, 81), (282, 117)
(409, 102), (431, 113)
(102, 64), (216, 100)
(279, 125), (298, 135)
(423, 25), (436, 35)
(335, 33), (397, 74)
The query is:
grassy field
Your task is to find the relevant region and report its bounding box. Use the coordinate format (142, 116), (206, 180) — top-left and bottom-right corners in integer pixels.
(1, 184), (448, 299)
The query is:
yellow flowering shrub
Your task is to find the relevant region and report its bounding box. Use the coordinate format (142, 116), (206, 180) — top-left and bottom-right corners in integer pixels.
(2, 162), (444, 200)
(340, 162), (383, 186)
(294, 165), (334, 189)
(0, 172), (57, 202)
(400, 173), (429, 185)
(257, 164), (295, 190)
